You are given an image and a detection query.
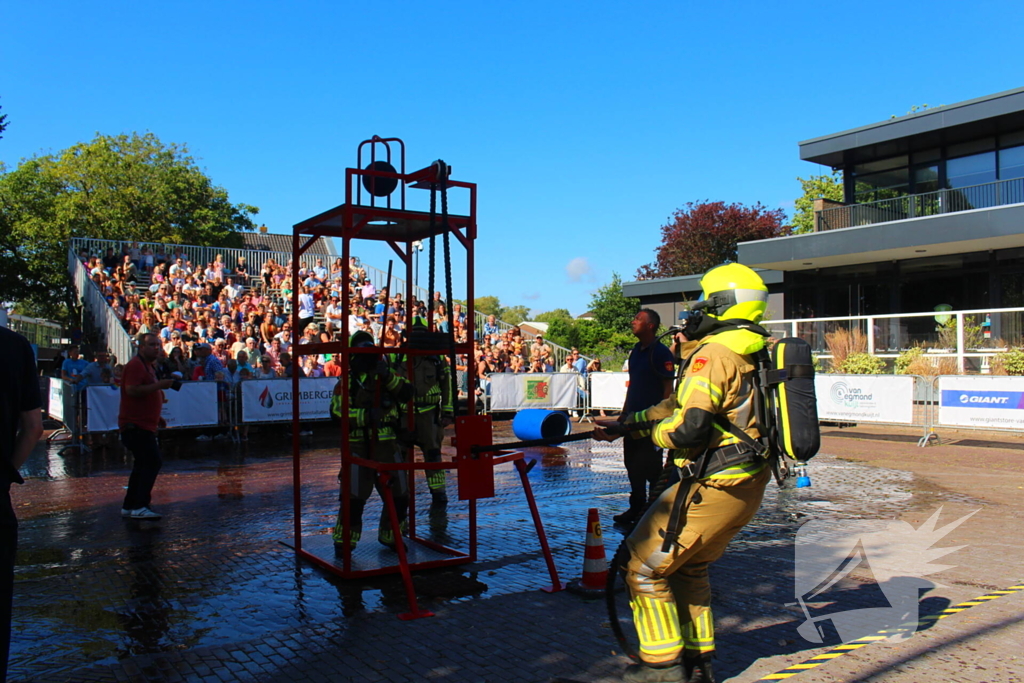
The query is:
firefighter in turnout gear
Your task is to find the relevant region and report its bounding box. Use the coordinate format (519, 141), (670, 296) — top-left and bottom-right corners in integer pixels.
(595, 263), (773, 683)
(331, 330), (415, 553)
(399, 318), (454, 507)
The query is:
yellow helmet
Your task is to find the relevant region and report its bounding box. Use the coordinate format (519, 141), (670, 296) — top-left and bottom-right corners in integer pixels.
(697, 263), (768, 323)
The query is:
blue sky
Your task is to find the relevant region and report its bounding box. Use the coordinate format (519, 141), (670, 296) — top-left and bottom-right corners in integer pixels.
(3, 1), (1022, 316)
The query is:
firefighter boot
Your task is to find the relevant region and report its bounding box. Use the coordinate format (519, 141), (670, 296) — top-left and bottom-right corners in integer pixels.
(378, 495), (409, 550)
(622, 663), (685, 683)
(333, 500), (365, 555)
(426, 450), (448, 508)
(683, 655), (716, 683)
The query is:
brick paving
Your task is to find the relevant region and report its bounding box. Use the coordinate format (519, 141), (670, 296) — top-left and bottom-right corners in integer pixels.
(10, 421), (1023, 682)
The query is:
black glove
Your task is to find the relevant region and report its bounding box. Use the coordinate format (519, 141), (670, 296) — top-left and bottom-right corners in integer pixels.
(375, 359), (391, 377)
(369, 407), (384, 427)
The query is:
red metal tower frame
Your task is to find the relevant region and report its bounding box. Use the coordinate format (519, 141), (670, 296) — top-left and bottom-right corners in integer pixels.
(288, 136), (563, 620)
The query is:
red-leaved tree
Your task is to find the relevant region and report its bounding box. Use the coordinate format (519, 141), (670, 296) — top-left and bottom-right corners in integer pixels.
(637, 201), (790, 279)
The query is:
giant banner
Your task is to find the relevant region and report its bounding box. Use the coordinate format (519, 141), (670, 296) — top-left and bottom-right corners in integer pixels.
(590, 372), (629, 410)
(488, 373), (579, 411)
(240, 377), (336, 422)
(814, 374), (915, 424)
(85, 382), (220, 432)
(937, 376), (1024, 430)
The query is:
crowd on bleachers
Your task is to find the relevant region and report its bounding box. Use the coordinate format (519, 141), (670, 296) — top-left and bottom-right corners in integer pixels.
(78, 243), (602, 398)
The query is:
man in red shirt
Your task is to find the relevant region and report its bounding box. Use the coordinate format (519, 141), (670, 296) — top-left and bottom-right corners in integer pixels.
(323, 354), (343, 377)
(120, 333), (175, 520)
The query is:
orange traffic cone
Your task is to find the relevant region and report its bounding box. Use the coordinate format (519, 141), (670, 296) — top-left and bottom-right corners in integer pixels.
(567, 507), (607, 597)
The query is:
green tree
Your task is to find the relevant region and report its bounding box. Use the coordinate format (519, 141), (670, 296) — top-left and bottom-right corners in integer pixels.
(590, 273), (638, 335)
(0, 99), (7, 141)
(0, 131), (258, 317)
(500, 305), (530, 326)
(534, 308), (573, 324)
(792, 171), (843, 234)
(474, 295), (504, 318)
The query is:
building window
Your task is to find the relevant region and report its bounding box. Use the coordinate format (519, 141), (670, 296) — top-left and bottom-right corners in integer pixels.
(999, 145), (1024, 180)
(946, 151), (997, 189)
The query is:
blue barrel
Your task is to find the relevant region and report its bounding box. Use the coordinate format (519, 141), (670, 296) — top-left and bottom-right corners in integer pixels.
(512, 409), (571, 441)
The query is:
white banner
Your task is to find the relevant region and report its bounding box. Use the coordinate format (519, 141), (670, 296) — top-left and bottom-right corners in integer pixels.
(589, 372), (629, 410)
(241, 377), (337, 422)
(85, 384), (122, 432)
(85, 382), (221, 432)
(48, 378), (73, 423)
(937, 375), (1024, 430)
(488, 373), (579, 411)
(163, 382), (219, 427)
(814, 374), (915, 424)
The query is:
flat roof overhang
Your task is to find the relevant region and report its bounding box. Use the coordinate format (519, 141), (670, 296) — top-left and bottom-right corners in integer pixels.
(738, 203), (1024, 271)
(799, 87), (1024, 167)
(623, 269), (784, 299)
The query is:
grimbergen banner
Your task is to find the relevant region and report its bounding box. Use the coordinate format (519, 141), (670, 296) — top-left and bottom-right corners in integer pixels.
(241, 377), (336, 422)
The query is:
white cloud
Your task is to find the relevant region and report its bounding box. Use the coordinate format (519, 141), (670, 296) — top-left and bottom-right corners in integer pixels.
(566, 257), (595, 283)
(522, 292), (541, 300)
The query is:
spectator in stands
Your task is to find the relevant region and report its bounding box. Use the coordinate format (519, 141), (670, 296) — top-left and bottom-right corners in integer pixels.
(194, 343), (229, 442)
(244, 338), (262, 368)
(141, 245), (154, 273)
(313, 258), (328, 281)
(324, 296), (344, 334)
(297, 286), (315, 330)
(359, 278), (375, 306)
(330, 258), (343, 278)
(103, 247), (119, 272)
(303, 355), (323, 377)
(213, 338), (230, 366)
(435, 303), (449, 333)
(82, 350), (113, 387)
(165, 346), (191, 379)
(323, 354), (343, 377)
(234, 256), (248, 278)
(256, 358), (276, 379)
(265, 338), (283, 368)
(261, 258), (276, 289)
(484, 315), (499, 336)
(277, 352), (304, 378)
(62, 345), (89, 391)
(381, 316), (401, 348)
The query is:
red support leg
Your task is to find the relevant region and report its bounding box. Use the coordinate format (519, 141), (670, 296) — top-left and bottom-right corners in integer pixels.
(380, 473), (434, 620)
(514, 458), (564, 593)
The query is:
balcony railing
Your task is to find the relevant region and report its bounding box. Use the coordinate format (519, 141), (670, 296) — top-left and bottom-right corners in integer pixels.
(816, 177), (1024, 231)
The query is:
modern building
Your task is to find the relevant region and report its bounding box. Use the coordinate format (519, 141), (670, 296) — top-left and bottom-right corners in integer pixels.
(626, 86), (1024, 336)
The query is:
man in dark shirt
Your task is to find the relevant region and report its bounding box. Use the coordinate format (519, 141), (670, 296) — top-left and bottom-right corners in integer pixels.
(120, 333), (175, 520)
(0, 327), (44, 682)
(615, 309), (674, 525)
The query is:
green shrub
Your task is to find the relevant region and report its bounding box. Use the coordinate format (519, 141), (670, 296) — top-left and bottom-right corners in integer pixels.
(993, 348), (1024, 376)
(836, 352), (886, 375)
(894, 347), (925, 374)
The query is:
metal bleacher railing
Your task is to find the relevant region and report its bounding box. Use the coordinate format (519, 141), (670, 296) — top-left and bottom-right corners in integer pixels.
(68, 248), (135, 364)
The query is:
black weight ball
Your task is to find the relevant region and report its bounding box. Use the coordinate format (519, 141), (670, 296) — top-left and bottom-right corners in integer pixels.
(362, 160), (398, 197)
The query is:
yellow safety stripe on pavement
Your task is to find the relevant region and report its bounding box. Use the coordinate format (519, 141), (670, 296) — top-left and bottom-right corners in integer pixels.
(753, 579), (1024, 682)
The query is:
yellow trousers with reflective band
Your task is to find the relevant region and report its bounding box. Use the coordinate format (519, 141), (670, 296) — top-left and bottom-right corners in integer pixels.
(625, 466), (769, 664)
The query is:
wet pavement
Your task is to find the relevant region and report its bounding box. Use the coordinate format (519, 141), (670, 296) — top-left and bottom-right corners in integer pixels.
(10, 421), (1024, 682)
